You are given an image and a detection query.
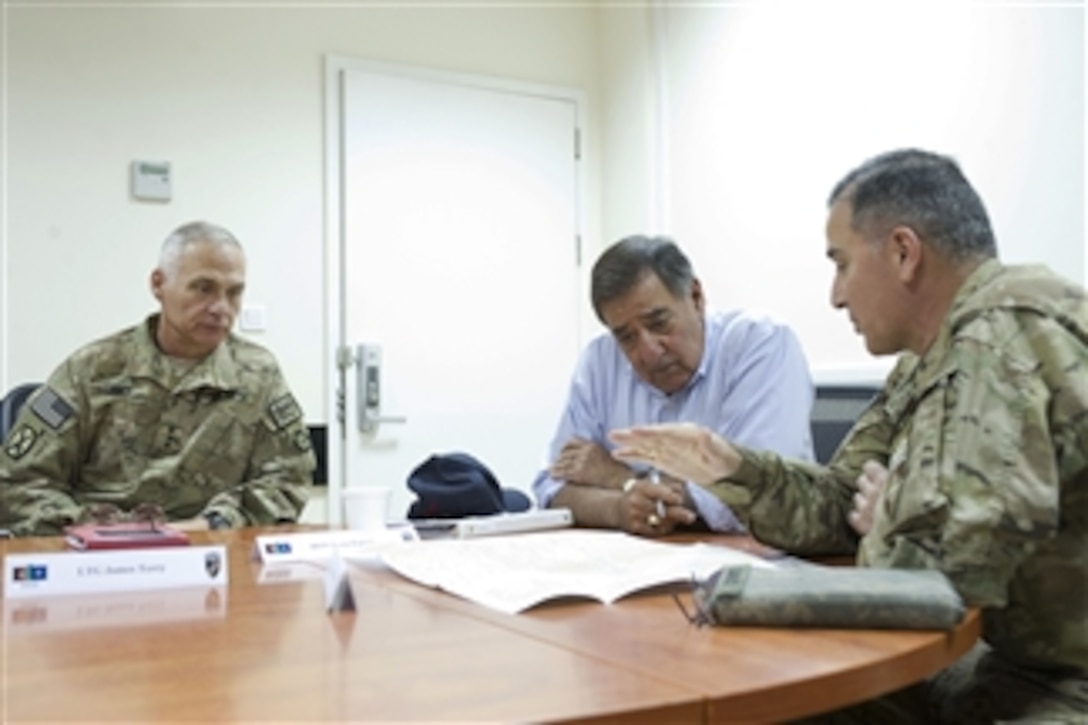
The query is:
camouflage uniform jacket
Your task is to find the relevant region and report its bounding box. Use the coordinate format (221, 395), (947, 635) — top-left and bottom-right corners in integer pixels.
(708, 260), (1088, 674)
(1, 315), (315, 535)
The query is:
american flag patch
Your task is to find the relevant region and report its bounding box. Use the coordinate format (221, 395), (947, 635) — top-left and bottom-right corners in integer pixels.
(30, 388), (74, 430)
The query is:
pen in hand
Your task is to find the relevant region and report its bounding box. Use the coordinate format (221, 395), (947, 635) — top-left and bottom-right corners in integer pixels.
(648, 468), (667, 518)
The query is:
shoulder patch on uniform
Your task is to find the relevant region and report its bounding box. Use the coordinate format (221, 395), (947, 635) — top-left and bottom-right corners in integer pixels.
(30, 388), (75, 430)
(4, 424), (39, 460)
(268, 394), (302, 430)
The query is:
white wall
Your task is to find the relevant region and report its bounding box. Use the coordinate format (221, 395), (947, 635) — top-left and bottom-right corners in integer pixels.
(630, 2), (1084, 382)
(2, 4), (603, 417)
(5, 3), (1084, 407)
(597, 5), (658, 243)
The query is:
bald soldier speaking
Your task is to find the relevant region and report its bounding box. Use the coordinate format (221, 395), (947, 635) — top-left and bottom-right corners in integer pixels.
(0, 221), (314, 536)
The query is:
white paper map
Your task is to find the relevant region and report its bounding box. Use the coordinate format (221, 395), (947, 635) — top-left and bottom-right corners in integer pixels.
(373, 530), (776, 614)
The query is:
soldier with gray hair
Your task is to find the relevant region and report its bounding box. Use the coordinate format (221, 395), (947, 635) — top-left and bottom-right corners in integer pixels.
(0, 221), (314, 535)
(610, 149), (1088, 721)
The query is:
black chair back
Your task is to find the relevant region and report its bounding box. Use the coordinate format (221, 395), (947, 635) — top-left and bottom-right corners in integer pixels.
(1, 383), (42, 443)
(810, 384), (881, 464)
(308, 425), (328, 484)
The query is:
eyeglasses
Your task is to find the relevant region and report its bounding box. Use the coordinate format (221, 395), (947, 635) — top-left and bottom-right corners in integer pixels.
(81, 502), (166, 529)
(671, 574), (714, 628)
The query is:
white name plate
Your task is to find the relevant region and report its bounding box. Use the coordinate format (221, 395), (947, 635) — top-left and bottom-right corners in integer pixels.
(4, 585), (227, 633)
(3, 546), (228, 599)
(253, 526), (418, 564)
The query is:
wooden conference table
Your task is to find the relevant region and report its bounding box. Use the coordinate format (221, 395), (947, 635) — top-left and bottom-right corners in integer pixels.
(1, 527), (979, 723)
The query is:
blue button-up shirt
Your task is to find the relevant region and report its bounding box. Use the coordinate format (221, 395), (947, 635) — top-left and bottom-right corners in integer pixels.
(532, 309), (815, 531)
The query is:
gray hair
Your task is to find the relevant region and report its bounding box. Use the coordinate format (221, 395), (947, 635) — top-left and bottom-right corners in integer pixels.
(158, 221), (242, 274)
(591, 235), (694, 323)
(827, 149), (997, 263)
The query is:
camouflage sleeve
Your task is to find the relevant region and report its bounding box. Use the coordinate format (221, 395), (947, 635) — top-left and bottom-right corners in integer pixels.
(704, 365), (904, 557)
(201, 367), (315, 527)
(0, 360), (90, 536)
(859, 326), (1069, 608)
(707, 446), (860, 557)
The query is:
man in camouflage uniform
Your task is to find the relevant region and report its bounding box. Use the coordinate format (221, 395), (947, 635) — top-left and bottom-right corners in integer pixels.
(610, 149), (1088, 722)
(0, 221), (314, 536)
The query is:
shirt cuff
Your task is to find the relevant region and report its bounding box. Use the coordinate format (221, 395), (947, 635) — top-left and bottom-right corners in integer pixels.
(534, 476), (564, 508)
(686, 481), (745, 533)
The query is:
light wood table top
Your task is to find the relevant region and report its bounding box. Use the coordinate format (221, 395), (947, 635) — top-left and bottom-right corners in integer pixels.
(1, 527), (979, 723)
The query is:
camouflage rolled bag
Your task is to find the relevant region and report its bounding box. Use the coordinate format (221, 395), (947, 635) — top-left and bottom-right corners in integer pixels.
(688, 565), (966, 630)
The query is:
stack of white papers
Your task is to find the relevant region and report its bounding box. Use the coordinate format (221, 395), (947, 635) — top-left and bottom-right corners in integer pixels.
(374, 530), (776, 614)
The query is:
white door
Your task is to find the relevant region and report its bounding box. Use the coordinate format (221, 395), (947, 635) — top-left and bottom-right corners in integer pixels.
(326, 62), (584, 525)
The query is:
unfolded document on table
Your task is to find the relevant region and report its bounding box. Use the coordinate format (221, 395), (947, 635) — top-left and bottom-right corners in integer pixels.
(373, 530), (777, 614)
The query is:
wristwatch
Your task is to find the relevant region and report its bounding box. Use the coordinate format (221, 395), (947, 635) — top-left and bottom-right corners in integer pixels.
(204, 512), (231, 531)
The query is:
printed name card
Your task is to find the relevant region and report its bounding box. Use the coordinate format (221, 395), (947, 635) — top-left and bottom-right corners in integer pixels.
(253, 526), (418, 564)
(3, 545), (228, 599)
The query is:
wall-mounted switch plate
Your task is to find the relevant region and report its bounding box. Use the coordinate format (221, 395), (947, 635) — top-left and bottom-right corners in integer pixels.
(240, 305), (267, 332)
(131, 160), (172, 202)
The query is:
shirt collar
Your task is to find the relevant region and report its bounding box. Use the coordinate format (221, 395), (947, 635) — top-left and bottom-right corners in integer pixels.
(130, 314), (241, 392)
(913, 258), (1003, 383)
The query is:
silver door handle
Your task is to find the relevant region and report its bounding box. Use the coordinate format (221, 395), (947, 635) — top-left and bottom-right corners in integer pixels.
(355, 343), (408, 435)
(362, 410), (407, 430)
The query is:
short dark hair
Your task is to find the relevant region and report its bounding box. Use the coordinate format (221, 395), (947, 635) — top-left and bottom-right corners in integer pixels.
(828, 149), (997, 262)
(590, 235), (694, 323)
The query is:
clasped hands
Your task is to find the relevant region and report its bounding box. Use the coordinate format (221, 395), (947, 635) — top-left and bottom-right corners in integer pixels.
(550, 437), (695, 536)
(607, 423), (887, 537)
(79, 502), (212, 532)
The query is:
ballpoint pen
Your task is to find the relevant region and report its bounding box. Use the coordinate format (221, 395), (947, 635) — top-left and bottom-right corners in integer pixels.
(648, 468), (667, 519)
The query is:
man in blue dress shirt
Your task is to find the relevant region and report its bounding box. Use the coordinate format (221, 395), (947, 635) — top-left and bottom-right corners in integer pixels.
(532, 235), (814, 536)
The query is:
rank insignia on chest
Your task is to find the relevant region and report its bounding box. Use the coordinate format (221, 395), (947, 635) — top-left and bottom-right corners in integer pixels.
(5, 425), (39, 460)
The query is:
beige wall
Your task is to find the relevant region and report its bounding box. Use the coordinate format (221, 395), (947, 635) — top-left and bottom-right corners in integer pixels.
(2, 4), (604, 418)
(596, 4), (1084, 382)
(596, 4), (656, 245)
(4, 3), (1083, 410)
(655, 4), (1085, 381)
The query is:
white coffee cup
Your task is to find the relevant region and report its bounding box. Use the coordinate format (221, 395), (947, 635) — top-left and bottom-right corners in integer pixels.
(342, 485), (392, 533)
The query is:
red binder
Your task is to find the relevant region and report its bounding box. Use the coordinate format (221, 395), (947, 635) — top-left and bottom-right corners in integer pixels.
(64, 522), (191, 550)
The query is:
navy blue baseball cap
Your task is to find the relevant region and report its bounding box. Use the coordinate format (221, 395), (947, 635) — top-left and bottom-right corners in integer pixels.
(406, 452), (532, 519)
